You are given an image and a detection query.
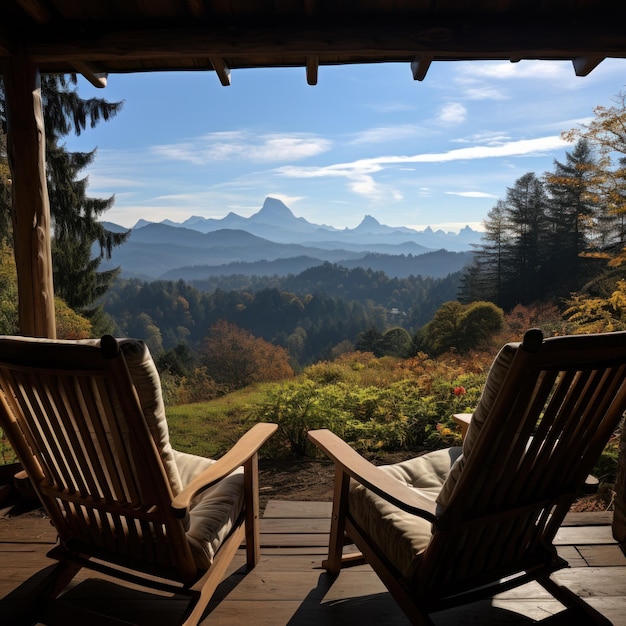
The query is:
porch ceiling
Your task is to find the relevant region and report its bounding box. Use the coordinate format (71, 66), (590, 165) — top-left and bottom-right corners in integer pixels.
(1, 1), (626, 87)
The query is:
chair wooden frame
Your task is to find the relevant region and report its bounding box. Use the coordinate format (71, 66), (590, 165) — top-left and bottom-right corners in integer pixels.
(0, 335), (277, 625)
(309, 329), (626, 625)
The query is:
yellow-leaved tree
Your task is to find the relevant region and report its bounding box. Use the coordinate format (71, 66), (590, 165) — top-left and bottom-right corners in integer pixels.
(563, 90), (626, 266)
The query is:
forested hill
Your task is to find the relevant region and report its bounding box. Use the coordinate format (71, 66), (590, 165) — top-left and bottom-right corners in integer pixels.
(102, 264), (463, 365)
(162, 249), (471, 282)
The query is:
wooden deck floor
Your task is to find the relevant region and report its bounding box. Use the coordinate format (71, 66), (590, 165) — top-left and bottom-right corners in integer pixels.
(1, 501), (625, 625)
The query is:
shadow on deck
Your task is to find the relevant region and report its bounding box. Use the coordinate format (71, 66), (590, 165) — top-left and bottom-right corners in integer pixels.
(0, 501), (625, 625)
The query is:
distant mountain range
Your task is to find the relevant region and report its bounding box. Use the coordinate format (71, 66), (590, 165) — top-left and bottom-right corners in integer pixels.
(100, 197), (480, 280)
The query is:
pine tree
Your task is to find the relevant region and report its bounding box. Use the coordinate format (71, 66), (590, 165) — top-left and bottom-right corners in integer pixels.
(564, 90), (626, 264)
(501, 172), (549, 307)
(544, 138), (601, 293)
(459, 200), (510, 306)
(0, 74), (128, 324)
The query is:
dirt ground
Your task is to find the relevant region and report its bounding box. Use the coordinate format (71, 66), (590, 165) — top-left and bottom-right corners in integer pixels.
(257, 454), (614, 514)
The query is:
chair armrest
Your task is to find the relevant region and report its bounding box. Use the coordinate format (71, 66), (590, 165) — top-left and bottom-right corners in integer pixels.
(453, 413), (472, 439)
(307, 429), (437, 523)
(171, 422), (277, 517)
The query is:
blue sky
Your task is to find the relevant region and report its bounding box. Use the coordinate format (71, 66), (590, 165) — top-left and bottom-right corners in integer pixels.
(66, 58), (626, 233)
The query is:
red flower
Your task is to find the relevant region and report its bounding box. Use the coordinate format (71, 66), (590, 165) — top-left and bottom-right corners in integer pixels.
(453, 385), (466, 396)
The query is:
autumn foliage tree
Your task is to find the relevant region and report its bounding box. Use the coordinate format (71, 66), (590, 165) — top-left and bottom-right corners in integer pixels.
(202, 320), (294, 390)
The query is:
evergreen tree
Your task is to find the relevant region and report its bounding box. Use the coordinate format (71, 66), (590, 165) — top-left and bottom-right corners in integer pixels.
(564, 90), (626, 264)
(459, 200), (510, 306)
(501, 172), (549, 308)
(544, 138), (600, 293)
(0, 74), (127, 324)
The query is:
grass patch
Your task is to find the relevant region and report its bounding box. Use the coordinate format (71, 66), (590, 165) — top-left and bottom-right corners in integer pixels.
(165, 384), (273, 458)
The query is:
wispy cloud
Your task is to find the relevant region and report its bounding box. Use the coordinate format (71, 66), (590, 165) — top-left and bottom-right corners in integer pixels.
(437, 102), (467, 124)
(151, 131), (332, 164)
(278, 136), (567, 179)
(349, 125), (422, 145)
(451, 131), (513, 146)
(469, 60), (573, 81)
(277, 135), (567, 199)
(446, 191), (499, 198)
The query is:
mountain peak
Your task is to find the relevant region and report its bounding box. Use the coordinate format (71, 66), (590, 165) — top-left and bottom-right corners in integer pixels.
(255, 197), (296, 221)
(354, 215), (383, 231)
(361, 214), (381, 226)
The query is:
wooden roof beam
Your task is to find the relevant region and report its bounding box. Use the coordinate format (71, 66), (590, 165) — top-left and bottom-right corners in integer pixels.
(572, 56), (605, 76)
(411, 55), (432, 81)
(72, 61), (107, 88)
(187, 0), (205, 18)
(210, 56), (231, 86)
(24, 19), (626, 66)
(306, 55), (318, 85)
(16, 0), (50, 23)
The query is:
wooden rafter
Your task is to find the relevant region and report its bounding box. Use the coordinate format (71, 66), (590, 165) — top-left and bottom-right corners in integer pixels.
(210, 56), (231, 86)
(572, 56), (605, 76)
(306, 55), (318, 85)
(411, 56), (432, 81)
(71, 61), (107, 88)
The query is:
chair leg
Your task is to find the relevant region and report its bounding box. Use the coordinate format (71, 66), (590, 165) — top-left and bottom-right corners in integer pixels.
(182, 522), (247, 626)
(323, 467), (350, 576)
(537, 575), (613, 626)
(244, 453), (261, 569)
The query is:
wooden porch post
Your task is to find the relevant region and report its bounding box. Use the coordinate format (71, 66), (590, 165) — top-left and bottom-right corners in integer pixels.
(614, 421), (626, 548)
(3, 53), (56, 338)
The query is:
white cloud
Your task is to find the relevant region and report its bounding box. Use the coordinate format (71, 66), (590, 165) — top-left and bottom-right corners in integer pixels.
(451, 131), (513, 146)
(461, 85), (509, 101)
(264, 193), (304, 206)
(437, 102), (467, 125)
(446, 191), (499, 198)
(470, 60), (572, 81)
(151, 131), (332, 164)
(349, 125), (421, 145)
(278, 135), (567, 179)
(277, 135), (567, 199)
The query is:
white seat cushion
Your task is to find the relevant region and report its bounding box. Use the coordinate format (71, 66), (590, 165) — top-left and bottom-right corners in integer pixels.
(348, 447), (462, 580)
(174, 450), (245, 568)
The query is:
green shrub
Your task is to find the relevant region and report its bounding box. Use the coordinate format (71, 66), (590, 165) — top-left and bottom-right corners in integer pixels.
(253, 379), (352, 457)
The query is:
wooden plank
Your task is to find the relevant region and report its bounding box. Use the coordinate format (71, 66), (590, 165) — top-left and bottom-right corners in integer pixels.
(577, 544), (626, 567)
(260, 517), (330, 534)
(563, 511), (613, 526)
(263, 500), (332, 519)
(556, 546), (587, 568)
(554, 525), (617, 545)
(260, 533), (329, 548)
(0, 502), (623, 626)
(552, 567), (626, 597)
(0, 516), (57, 543)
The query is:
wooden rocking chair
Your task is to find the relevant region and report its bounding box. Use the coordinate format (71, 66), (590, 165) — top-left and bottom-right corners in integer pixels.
(308, 329), (626, 625)
(0, 335), (277, 625)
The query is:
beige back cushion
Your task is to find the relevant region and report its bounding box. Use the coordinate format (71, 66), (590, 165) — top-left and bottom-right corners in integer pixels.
(436, 341), (518, 507)
(117, 339), (183, 495)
